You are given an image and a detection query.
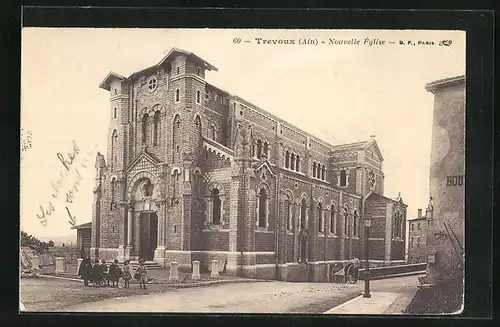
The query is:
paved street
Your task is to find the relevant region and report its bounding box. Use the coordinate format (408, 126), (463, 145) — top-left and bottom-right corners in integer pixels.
(54, 275), (421, 314)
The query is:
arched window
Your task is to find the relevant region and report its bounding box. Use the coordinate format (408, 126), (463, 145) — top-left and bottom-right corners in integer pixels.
(330, 204), (336, 234)
(300, 198), (307, 229)
(210, 124), (217, 141)
(285, 151), (290, 168)
(343, 206), (349, 235)
(211, 189), (221, 225)
(418, 223), (421, 230)
(317, 203), (323, 233)
(353, 210), (359, 236)
(416, 237), (420, 248)
(322, 166), (326, 180)
(290, 153), (295, 170)
(263, 142), (269, 158)
(340, 170), (347, 186)
(153, 111), (160, 146)
(286, 199), (292, 231)
(110, 179), (116, 208)
(257, 140), (262, 158)
(296, 155), (300, 172)
(258, 188), (267, 228)
(113, 108), (117, 119)
(173, 115), (181, 156)
(175, 89), (180, 102)
(410, 237), (414, 248)
(142, 114), (149, 144)
(195, 115), (202, 135)
(313, 163), (317, 178)
(196, 90), (201, 104)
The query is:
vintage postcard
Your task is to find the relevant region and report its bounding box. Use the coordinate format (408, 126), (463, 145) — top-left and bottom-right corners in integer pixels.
(20, 28), (465, 314)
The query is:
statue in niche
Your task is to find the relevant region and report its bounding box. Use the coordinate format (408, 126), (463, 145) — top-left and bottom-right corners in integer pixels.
(155, 176), (167, 200)
(141, 180), (154, 199)
(93, 152), (107, 193)
(425, 195), (434, 219)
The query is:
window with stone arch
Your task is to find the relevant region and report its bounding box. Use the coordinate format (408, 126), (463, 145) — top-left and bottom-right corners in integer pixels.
(330, 202), (337, 235)
(284, 191), (293, 232)
(300, 197), (308, 229)
(110, 178), (116, 210)
(393, 210), (403, 238)
(196, 90), (201, 104)
(313, 162), (317, 178)
(211, 188), (221, 225)
(153, 111), (161, 146)
(263, 142), (269, 159)
(317, 201), (324, 233)
(194, 115), (202, 137)
(340, 169), (348, 187)
(142, 114), (149, 144)
(290, 153), (295, 170)
(343, 205), (349, 236)
(209, 123), (217, 141)
(295, 155), (300, 172)
(257, 186), (269, 229)
(110, 129), (118, 171)
(256, 140), (262, 158)
(353, 209), (359, 237)
(173, 114), (181, 156)
(285, 151), (290, 168)
(113, 108), (117, 119)
(175, 88), (180, 102)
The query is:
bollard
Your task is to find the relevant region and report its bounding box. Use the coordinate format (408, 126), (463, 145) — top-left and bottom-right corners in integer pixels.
(210, 260), (219, 278)
(76, 258), (83, 276)
(55, 257), (67, 274)
(169, 261), (179, 281)
(192, 261), (201, 280)
(31, 255), (40, 270)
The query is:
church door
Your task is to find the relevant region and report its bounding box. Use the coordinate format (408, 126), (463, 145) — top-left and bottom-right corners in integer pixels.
(139, 212), (158, 261)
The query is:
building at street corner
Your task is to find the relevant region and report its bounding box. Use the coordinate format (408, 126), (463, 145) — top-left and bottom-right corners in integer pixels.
(90, 48), (407, 282)
(424, 75), (465, 284)
(407, 208), (428, 264)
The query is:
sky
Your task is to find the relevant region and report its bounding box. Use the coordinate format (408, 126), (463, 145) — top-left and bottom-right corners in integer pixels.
(20, 28), (465, 240)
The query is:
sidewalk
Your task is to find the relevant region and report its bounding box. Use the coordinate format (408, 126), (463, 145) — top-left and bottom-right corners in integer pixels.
(323, 289), (418, 315)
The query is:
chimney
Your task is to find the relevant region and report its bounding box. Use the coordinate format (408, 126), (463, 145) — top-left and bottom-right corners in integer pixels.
(417, 208), (422, 218)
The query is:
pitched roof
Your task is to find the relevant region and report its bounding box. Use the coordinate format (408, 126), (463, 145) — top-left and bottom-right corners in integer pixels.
(331, 137), (384, 161)
(425, 75), (465, 93)
(98, 71), (126, 91)
(367, 192), (406, 206)
(71, 222), (92, 230)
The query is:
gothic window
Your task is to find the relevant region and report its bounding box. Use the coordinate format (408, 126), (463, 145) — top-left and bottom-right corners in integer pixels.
(257, 140), (262, 158)
(393, 210), (403, 238)
(317, 203), (324, 233)
(258, 188), (268, 228)
(343, 206), (349, 235)
(286, 199), (293, 231)
(173, 115), (181, 157)
(142, 114), (149, 144)
(411, 223), (415, 231)
(197, 67), (201, 76)
(195, 115), (202, 136)
(313, 162), (317, 178)
(285, 151), (290, 168)
(340, 170), (347, 187)
(113, 108), (117, 119)
(296, 155), (300, 172)
(300, 198), (307, 229)
(290, 153), (295, 170)
(322, 166), (326, 180)
(418, 223), (421, 230)
(211, 189), (221, 225)
(196, 90), (201, 104)
(176, 67), (180, 74)
(353, 209), (359, 237)
(263, 142), (269, 158)
(111, 130), (118, 170)
(175, 89), (180, 102)
(110, 179), (116, 209)
(330, 204), (337, 234)
(153, 111), (160, 146)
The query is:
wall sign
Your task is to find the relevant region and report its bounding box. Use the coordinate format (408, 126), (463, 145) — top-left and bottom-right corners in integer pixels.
(445, 175), (464, 187)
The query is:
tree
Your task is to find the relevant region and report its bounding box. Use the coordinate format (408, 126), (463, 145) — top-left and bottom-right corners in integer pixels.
(20, 231), (55, 252)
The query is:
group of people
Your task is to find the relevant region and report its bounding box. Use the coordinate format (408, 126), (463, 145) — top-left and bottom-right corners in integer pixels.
(77, 257), (149, 289)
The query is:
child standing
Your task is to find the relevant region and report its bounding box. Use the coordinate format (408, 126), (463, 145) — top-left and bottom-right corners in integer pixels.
(108, 259), (121, 287)
(121, 260), (132, 289)
(136, 259), (148, 289)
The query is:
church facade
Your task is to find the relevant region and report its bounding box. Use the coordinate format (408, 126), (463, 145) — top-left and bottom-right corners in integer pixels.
(91, 48), (407, 281)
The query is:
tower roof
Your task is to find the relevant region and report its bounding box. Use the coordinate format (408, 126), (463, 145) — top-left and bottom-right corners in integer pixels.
(425, 75), (465, 93)
(98, 71), (126, 91)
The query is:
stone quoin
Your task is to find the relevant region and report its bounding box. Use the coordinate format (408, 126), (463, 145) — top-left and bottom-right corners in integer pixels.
(89, 47), (407, 282)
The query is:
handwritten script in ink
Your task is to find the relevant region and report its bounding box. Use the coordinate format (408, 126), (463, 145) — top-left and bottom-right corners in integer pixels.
(20, 129), (33, 158)
(36, 140), (97, 227)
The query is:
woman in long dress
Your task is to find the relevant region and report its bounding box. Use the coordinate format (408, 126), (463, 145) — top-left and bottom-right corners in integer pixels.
(78, 256), (92, 286)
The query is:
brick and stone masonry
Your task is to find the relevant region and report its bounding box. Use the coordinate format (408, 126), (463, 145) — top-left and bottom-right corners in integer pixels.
(90, 48), (408, 281)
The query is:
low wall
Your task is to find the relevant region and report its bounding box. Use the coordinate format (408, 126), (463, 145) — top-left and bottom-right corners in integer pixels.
(359, 263), (427, 280)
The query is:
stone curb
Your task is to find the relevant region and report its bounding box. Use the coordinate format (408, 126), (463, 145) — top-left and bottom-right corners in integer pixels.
(38, 274), (263, 289)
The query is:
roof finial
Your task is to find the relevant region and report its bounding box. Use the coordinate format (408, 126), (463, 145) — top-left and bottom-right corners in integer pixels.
(370, 135), (376, 141)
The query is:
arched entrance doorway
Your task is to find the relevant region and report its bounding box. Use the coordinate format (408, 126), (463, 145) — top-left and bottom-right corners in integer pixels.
(139, 212), (158, 261)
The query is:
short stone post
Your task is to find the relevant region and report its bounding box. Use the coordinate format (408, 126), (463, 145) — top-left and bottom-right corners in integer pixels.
(211, 260), (219, 278)
(169, 261), (179, 281)
(192, 261), (201, 280)
(55, 257), (66, 274)
(76, 258), (83, 276)
(31, 256), (40, 270)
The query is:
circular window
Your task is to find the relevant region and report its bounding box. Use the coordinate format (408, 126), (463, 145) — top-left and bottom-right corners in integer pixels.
(148, 77), (158, 92)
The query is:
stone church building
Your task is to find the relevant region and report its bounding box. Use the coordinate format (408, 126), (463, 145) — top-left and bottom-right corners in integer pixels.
(91, 48), (407, 281)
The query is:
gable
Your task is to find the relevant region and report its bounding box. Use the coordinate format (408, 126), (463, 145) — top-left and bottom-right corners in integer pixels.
(126, 152), (160, 177)
(254, 159), (275, 177)
(364, 141), (384, 162)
